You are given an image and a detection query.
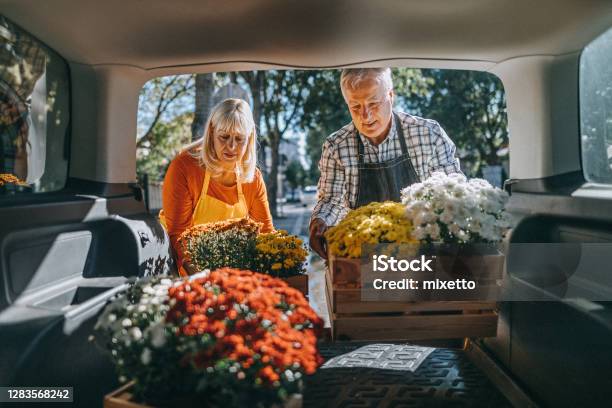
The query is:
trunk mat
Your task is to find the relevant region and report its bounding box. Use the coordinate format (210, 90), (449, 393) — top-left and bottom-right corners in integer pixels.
(304, 342), (512, 408)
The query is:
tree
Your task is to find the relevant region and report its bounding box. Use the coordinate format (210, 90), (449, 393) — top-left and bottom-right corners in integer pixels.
(300, 70), (349, 135)
(299, 70), (350, 185)
(137, 75), (194, 149)
(137, 113), (193, 180)
(260, 70), (312, 217)
(396, 69), (508, 177)
(303, 127), (327, 185)
(284, 160), (306, 199)
(237, 71), (267, 176)
(191, 73), (215, 141)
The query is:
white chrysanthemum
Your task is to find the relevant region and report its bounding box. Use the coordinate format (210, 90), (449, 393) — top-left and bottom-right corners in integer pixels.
(439, 210), (454, 224)
(425, 223), (441, 240)
(468, 219), (482, 233)
(129, 327), (143, 341)
(141, 348), (152, 365)
(413, 226), (427, 240)
(149, 323), (167, 348)
(401, 172), (511, 243)
(456, 229), (469, 242)
(448, 223), (461, 236)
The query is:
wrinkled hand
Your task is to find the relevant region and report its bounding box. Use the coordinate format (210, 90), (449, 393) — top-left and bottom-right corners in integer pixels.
(309, 218), (329, 259)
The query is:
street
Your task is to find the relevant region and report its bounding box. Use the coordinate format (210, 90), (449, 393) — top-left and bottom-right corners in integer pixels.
(273, 202), (330, 329)
(272, 201), (311, 239)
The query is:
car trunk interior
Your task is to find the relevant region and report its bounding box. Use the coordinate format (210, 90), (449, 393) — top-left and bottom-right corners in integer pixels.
(2, 1), (612, 406)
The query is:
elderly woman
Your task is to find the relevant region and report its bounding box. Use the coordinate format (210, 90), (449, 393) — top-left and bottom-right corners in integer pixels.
(160, 98), (273, 276)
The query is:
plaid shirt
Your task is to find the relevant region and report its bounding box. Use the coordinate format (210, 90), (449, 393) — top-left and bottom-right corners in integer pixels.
(311, 111), (462, 227)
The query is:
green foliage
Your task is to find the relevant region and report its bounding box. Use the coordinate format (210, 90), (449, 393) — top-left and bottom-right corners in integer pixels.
(136, 113), (192, 180)
(299, 71), (350, 185)
(304, 128), (327, 184)
(300, 70), (350, 134)
(136, 68), (509, 185)
(298, 67), (508, 179)
(396, 69), (508, 177)
(184, 225), (258, 272)
(284, 160), (306, 191)
(393, 68), (435, 99)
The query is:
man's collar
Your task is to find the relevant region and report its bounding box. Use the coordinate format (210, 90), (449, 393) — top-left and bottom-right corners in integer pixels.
(358, 114), (396, 148)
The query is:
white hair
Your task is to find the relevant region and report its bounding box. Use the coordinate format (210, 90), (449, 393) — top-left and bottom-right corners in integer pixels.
(340, 68), (394, 96)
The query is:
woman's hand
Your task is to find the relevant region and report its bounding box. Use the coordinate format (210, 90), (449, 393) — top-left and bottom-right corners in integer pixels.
(182, 261), (199, 275)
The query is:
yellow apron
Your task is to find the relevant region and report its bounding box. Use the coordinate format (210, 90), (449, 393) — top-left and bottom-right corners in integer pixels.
(159, 169), (248, 276)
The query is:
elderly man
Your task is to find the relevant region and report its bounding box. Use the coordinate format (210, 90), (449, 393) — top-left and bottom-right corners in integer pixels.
(309, 67), (462, 258)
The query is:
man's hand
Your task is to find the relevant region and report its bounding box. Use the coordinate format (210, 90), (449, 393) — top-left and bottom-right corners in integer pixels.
(309, 218), (329, 259)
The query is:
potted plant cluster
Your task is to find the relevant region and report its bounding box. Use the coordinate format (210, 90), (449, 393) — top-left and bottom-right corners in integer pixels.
(178, 218), (309, 295)
(0, 173), (29, 194)
(96, 268), (323, 408)
(324, 201), (417, 288)
(325, 172), (512, 282)
(400, 172), (511, 284)
(322, 172), (512, 340)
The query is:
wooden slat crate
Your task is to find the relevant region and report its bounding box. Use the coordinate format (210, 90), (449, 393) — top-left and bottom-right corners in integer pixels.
(326, 252), (502, 341)
(105, 382), (303, 408)
(282, 274), (308, 296)
(104, 382), (148, 408)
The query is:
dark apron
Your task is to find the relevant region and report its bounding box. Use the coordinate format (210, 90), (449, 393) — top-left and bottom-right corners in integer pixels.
(355, 113), (420, 207)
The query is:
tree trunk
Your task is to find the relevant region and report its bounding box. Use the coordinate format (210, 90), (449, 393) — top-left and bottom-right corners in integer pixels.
(268, 131), (281, 217)
(241, 71), (268, 178)
(191, 73), (215, 141)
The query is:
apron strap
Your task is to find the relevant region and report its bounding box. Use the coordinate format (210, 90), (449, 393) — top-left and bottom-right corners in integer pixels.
(236, 176), (247, 209)
(393, 113), (409, 155)
(235, 164), (247, 210)
(357, 125), (366, 165)
(192, 170), (212, 224)
(202, 170), (211, 198)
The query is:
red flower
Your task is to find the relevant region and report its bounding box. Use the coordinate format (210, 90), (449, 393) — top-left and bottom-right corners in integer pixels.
(165, 268), (323, 387)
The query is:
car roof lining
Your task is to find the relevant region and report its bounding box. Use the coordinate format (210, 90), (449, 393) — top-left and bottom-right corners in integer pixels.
(1, 0), (612, 70)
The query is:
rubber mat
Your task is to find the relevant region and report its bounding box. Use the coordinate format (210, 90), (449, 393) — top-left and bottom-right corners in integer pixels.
(304, 343), (512, 408)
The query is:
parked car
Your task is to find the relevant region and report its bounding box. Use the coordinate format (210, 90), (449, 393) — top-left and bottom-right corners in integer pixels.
(301, 185), (318, 207)
(285, 189), (304, 203)
(2, 1), (612, 407)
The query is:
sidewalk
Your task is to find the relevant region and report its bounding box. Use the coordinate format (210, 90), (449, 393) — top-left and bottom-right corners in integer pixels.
(273, 202), (330, 331)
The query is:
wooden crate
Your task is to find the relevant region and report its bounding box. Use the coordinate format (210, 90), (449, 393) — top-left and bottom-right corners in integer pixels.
(105, 382), (303, 408)
(327, 255), (362, 286)
(282, 274), (308, 296)
(328, 251), (504, 287)
(332, 311), (498, 341)
(104, 382), (148, 408)
(326, 252), (501, 341)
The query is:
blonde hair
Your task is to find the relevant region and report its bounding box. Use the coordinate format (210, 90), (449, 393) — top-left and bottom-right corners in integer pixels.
(340, 68), (394, 97)
(184, 98), (257, 183)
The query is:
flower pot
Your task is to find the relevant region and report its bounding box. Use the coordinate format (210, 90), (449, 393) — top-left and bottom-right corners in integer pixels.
(326, 245), (500, 341)
(282, 274), (308, 296)
(104, 382), (303, 408)
(327, 254), (362, 287)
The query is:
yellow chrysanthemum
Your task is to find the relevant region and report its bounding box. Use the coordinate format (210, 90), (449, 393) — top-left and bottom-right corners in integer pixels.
(254, 230), (307, 277)
(325, 201), (417, 258)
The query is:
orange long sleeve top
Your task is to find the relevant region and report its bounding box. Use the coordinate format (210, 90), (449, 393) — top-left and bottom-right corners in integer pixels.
(162, 150), (274, 267)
